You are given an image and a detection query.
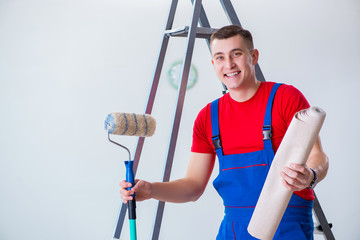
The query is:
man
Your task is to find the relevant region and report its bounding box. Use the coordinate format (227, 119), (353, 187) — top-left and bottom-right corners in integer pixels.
(120, 25), (329, 239)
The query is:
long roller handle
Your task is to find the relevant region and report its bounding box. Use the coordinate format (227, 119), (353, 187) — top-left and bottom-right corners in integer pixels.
(125, 161), (137, 240)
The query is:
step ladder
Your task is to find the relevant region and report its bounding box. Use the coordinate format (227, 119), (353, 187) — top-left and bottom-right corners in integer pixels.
(113, 0), (335, 239)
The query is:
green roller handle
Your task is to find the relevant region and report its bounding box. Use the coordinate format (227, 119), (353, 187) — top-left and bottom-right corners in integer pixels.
(129, 219), (137, 240)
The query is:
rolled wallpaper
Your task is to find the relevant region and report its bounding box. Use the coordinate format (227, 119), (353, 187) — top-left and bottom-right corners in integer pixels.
(247, 107), (326, 240)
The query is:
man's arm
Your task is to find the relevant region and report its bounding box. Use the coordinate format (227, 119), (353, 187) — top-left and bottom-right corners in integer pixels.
(281, 136), (329, 191)
(120, 152), (216, 203)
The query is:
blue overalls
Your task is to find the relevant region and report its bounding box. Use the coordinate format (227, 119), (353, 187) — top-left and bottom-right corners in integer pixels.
(211, 83), (314, 240)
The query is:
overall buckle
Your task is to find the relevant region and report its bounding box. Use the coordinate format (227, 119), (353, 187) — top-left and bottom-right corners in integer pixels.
(212, 135), (222, 150)
(263, 125), (272, 140)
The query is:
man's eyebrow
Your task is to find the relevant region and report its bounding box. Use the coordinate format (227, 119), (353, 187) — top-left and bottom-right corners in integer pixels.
(231, 48), (246, 53)
(213, 51), (224, 57)
(212, 48), (246, 57)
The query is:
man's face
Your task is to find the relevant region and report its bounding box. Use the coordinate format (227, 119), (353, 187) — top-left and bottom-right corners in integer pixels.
(210, 35), (258, 91)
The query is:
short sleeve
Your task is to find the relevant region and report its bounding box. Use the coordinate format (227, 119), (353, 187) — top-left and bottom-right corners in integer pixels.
(191, 104), (215, 154)
(275, 84), (310, 127)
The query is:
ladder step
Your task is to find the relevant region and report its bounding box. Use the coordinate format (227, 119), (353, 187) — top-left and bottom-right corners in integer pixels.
(164, 26), (218, 39)
(314, 223), (333, 234)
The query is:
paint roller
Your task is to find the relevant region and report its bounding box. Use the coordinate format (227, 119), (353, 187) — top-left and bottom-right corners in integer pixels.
(105, 112), (156, 240)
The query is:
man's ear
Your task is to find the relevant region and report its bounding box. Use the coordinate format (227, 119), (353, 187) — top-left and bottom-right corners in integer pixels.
(252, 49), (259, 65)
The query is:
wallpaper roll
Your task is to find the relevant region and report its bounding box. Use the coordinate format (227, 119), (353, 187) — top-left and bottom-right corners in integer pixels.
(247, 107), (326, 240)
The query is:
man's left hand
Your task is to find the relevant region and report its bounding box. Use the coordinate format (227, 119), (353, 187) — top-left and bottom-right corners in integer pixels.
(281, 163), (313, 191)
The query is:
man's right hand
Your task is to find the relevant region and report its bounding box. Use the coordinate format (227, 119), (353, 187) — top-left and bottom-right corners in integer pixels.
(119, 179), (153, 203)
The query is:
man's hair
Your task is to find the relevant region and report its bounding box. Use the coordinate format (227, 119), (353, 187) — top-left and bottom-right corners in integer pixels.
(210, 25), (254, 51)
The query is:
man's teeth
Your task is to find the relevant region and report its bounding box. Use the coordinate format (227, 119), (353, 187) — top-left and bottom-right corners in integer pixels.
(226, 71), (240, 77)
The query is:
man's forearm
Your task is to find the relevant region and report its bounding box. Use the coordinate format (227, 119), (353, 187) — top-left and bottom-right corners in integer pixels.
(150, 178), (204, 203)
(307, 136), (329, 183)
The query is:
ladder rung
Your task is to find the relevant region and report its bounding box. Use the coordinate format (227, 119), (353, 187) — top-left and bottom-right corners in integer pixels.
(164, 26), (218, 39)
(314, 223), (333, 234)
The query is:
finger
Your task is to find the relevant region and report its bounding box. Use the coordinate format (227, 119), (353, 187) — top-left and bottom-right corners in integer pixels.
(119, 180), (132, 188)
(132, 179), (143, 191)
(282, 166), (302, 179)
(282, 178), (303, 191)
(286, 165), (313, 187)
(280, 171), (303, 191)
(280, 171), (296, 185)
(289, 163), (306, 173)
(122, 188), (136, 196)
(281, 178), (294, 190)
(120, 188), (130, 195)
(120, 189), (134, 203)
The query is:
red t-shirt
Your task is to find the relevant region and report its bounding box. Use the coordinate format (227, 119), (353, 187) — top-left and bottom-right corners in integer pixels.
(191, 81), (314, 200)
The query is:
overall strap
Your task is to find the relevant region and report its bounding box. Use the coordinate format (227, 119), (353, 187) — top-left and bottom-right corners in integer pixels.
(263, 83), (282, 148)
(211, 98), (224, 157)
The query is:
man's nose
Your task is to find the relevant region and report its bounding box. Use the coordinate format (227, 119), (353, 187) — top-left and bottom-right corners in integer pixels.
(225, 57), (235, 68)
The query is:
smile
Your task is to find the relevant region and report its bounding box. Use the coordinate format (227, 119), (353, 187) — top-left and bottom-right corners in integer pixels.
(225, 71), (240, 77)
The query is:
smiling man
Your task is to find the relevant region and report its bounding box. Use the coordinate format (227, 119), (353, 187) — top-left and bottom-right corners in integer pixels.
(120, 25), (329, 239)
(211, 29), (259, 102)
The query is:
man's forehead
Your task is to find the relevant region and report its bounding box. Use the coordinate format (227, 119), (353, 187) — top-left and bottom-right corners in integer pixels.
(210, 36), (247, 52)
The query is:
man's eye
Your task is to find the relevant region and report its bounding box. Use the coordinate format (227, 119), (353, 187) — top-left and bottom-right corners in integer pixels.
(216, 56), (224, 60)
(233, 52), (242, 57)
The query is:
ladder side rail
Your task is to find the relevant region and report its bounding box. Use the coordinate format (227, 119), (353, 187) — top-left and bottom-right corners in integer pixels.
(137, 0), (180, 173)
(190, 0), (228, 93)
(113, 0), (180, 238)
(190, 0), (211, 48)
(313, 191), (335, 240)
(219, 0), (241, 26)
(151, 0), (203, 239)
(254, 62), (266, 82)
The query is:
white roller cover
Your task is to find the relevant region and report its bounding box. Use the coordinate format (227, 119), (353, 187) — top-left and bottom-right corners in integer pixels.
(247, 107), (326, 240)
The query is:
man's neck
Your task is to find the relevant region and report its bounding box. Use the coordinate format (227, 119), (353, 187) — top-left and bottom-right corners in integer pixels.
(228, 80), (261, 102)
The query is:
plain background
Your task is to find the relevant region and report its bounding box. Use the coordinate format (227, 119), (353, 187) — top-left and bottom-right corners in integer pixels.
(1, 0), (359, 239)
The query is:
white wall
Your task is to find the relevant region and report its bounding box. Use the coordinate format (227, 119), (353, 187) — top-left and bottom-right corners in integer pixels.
(0, 0), (359, 239)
